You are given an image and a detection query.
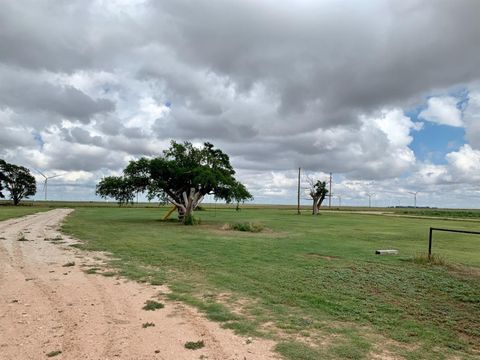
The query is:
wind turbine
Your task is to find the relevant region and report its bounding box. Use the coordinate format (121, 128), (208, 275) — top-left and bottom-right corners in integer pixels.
(408, 191), (419, 208)
(366, 192), (375, 208)
(35, 170), (62, 201)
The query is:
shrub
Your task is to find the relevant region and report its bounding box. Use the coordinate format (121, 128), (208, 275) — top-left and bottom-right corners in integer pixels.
(184, 214), (201, 225)
(142, 300), (164, 311)
(230, 222), (264, 233)
(413, 253), (448, 266)
(184, 340), (205, 350)
(46, 350), (62, 357)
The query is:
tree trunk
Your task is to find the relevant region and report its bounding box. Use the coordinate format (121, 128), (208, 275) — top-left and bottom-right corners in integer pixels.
(181, 188), (203, 224)
(317, 194), (326, 210)
(183, 196), (194, 223)
(312, 197), (319, 215)
(169, 188), (204, 224)
(177, 206), (185, 221)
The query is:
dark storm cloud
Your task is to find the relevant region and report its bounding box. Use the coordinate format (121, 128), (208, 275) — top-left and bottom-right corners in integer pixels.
(98, 117), (123, 136)
(154, 112), (257, 142)
(62, 127), (104, 146)
(0, 0), (146, 73)
(0, 1), (91, 71)
(0, 128), (36, 149)
(45, 143), (124, 172)
(0, 67), (114, 122)
(1, 0), (480, 204)
(148, 0), (480, 126)
(121, 127), (145, 139)
(106, 136), (158, 157)
(3, 0), (480, 130)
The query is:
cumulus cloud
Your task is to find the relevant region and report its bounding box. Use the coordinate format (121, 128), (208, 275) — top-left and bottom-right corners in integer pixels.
(1, 0), (480, 205)
(418, 96), (463, 127)
(446, 144), (480, 182)
(463, 91), (480, 149)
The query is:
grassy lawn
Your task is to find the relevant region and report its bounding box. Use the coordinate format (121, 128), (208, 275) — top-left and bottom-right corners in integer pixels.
(0, 204), (49, 221)
(62, 206), (480, 360)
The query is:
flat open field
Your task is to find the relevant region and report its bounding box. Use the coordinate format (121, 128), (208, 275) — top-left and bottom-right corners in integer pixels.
(56, 206), (480, 360)
(0, 205), (50, 221)
(0, 209), (277, 359)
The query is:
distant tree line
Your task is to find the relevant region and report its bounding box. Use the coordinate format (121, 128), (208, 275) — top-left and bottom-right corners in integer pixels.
(0, 159), (37, 205)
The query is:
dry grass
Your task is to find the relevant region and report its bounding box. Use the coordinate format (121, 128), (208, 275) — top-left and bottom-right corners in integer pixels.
(412, 253), (448, 266)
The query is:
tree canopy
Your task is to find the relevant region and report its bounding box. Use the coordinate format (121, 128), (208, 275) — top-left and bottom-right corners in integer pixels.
(0, 159), (37, 205)
(96, 141), (252, 222)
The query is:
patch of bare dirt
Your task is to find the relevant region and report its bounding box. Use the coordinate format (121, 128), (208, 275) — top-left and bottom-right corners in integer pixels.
(210, 226), (287, 238)
(0, 209), (279, 360)
(302, 252), (339, 261)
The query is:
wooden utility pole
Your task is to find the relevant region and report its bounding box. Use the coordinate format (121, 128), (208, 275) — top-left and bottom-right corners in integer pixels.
(328, 172), (332, 208)
(297, 167), (301, 214)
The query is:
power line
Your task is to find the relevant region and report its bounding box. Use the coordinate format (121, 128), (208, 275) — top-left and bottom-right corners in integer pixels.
(297, 167), (301, 215)
(328, 172), (332, 208)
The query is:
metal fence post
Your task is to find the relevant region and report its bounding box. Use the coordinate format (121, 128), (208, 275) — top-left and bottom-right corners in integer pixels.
(427, 227), (480, 260)
(428, 227), (433, 259)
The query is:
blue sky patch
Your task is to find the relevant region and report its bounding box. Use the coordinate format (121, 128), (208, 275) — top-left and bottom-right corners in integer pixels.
(410, 122), (465, 164)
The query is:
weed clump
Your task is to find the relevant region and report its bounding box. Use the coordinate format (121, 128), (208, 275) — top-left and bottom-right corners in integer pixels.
(184, 340), (205, 350)
(142, 300), (164, 311)
(142, 322), (155, 328)
(46, 350), (62, 357)
(184, 214), (201, 225)
(84, 267), (100, 274)
(101, 271), (117, 277)
(227, 222), (264, 233)
(413, 253), (448, 266)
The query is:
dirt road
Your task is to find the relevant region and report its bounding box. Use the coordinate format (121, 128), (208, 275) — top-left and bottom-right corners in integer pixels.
(0, 209), (278, 360)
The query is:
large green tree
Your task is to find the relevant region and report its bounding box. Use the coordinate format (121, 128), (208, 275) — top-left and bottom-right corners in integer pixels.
(96, 141), (252, 222)
(0, 159), (37, 205)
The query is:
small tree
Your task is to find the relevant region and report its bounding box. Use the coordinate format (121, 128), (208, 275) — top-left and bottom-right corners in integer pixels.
(0, 159), (37, 205)
(96, 141), (253, 223)
(308, 179), (328, 215)
(227, 181), (253, 211)
(95, 176), (136, 206)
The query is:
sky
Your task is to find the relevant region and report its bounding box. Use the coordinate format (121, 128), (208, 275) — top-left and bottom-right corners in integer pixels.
(1, 0), (480, 208)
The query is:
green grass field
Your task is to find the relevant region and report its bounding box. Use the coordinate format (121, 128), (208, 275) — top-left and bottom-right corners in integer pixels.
(0, 205), (50, 221)
(56, 206), (480, 360)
